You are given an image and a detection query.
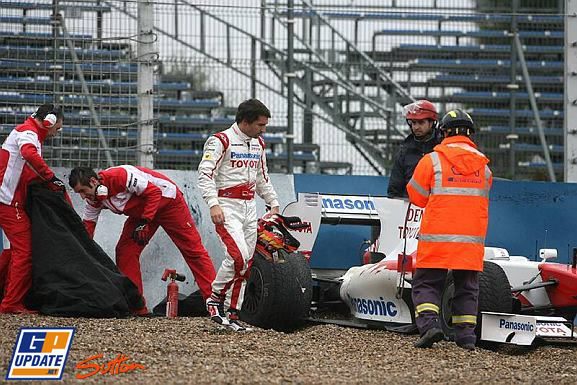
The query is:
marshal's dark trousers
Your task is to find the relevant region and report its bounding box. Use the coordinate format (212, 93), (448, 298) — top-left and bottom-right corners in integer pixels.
(411, 268), (480, 345)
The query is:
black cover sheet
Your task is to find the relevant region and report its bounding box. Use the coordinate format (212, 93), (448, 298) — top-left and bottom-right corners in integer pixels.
(25, 184), (144, 317)
(152, 289), (208, 317)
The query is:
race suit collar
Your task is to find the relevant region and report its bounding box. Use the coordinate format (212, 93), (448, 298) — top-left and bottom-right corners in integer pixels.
(232, 122), (252, 142)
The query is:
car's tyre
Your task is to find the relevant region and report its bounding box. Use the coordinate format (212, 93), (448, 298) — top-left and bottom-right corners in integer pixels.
(240, 251), (312, 331)
(440, 261), (512, 341)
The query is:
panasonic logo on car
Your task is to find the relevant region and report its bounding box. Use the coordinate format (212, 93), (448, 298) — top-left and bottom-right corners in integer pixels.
(499, 319), (534, 331)
(350, 297), (397, 317)
(321, 195), (376, 214)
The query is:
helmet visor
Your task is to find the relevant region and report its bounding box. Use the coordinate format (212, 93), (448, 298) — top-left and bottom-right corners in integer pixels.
(403, 101), (437, 120)
(403, 102), (420, 117)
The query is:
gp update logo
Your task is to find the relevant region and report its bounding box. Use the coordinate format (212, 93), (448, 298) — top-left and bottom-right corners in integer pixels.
(6, 327), (75, 381)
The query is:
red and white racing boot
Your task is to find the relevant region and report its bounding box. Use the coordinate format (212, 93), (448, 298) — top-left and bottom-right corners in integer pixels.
(206, 299), (230, 326)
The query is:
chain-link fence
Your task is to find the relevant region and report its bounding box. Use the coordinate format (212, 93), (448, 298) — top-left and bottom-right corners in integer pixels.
(0, 1), (142, 167)
(0, 0), (566, 179)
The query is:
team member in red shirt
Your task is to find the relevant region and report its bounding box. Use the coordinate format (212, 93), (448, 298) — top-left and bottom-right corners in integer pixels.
(68, 165), (216, 315)
(0, 104), (66, 313)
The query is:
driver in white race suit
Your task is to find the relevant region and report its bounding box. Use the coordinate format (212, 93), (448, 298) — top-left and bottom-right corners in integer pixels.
(198, 98), (279, 330)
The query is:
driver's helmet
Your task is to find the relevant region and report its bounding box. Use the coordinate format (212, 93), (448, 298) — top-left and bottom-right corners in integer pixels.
(255, 214), (307, 262)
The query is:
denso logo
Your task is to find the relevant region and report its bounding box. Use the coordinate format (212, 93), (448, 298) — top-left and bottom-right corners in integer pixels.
(350, 297), (397, 317)
(322, 197), (375, 211)
(499, 319), (534, 331)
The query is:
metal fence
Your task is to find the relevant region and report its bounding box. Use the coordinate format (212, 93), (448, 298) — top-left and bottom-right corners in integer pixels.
(0, 0), (566, 179)
(0, 1), (138, 167)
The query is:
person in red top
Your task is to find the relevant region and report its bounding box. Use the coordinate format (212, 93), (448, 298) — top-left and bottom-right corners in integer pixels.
(68, 165), (216, 315)
(407, 110), (492, 350)
(0, 104), (66, 313)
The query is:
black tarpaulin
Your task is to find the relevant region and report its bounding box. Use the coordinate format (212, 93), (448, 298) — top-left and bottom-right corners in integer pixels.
(25, 184), (144, 317)
(152, 290), (208, 317)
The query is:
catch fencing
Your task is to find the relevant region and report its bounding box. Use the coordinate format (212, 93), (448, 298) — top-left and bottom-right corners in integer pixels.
(0, 0), (565, 178)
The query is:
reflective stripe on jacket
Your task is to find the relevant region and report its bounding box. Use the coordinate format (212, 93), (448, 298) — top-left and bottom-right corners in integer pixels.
(406, 136), (492, 271)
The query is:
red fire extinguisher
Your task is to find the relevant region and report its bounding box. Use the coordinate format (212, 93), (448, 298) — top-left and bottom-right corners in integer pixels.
(161, 269), (186, 318)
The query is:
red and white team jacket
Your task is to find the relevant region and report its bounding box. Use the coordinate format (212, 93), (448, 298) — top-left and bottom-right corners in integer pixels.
(197, 123), (279, 208)
(82, 165), (178, 236)
(0, 117), (56, 207)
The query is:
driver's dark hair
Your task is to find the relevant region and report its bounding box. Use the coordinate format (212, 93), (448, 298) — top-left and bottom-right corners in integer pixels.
(69, 166), (97, 188)
(235, 98), (271, 124)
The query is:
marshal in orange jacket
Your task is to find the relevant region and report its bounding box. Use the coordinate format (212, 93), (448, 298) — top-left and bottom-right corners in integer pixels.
(406, 136), (492, 271)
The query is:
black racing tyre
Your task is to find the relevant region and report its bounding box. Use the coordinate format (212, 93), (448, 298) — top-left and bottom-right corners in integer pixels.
(241, 251), (312, 331)
(440, 261), (512, 341)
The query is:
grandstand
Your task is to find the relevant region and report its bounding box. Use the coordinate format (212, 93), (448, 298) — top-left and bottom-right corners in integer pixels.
(281, 2), (564, 179)
(0, 1), (322, 174)
(0, 1), (567, 179)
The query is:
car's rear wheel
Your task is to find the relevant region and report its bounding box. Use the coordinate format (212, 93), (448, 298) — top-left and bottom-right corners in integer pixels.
(440, 261), (512, 343)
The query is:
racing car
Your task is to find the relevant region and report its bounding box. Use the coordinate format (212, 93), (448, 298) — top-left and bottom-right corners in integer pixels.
(241, 193), (577, 346)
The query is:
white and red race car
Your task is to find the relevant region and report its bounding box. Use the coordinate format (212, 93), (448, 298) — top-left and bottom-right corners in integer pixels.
(274, 193), (577, 346)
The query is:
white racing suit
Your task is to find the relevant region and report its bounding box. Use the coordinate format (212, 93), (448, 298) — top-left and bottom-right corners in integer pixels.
(198, 123), (279, 311)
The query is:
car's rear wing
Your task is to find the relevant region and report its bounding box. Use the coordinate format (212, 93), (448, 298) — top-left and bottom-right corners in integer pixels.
(282, 193), (422, 258)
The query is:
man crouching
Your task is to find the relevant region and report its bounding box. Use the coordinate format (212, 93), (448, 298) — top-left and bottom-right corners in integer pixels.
(69, 165), (216, 316)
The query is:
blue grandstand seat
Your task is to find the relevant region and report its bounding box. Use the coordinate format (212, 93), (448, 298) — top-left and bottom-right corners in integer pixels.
(0, 16), (52, 25)
(517, 161), (563, 171)
(155, 132), (209, 141)
(0, 94), (221, 110)
(156, 98), (221, 109)
(397, 44), (563, 54)
(480, 126), (563, 136)
(157, 115), (233, 126)
(469, 108), (563, 119)
(512, 143), (563, 153)
(156, 149), (204, 157)
(0, 112), (236, 128)
(0, 111), (133, 124)
(2, 1), (111, 12)
(0, 77), (191, 92)
(374, 29), (563, 39)
(270, 152), (317, 161)
(432, 74), (563, 85)
(0, 31), (93, 40)
(0, 59), (137, 73)
(290, 11), (561, 24)
(412, 58), (563, 70)
(451, 91), (563, 102)
(0, 45), (129, 59)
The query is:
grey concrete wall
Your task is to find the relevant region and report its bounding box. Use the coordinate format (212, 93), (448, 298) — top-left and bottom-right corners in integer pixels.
(56, 168), (295, 309)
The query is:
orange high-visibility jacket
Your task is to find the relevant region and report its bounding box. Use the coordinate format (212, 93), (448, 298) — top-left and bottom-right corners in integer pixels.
(406, 136), (492, 271)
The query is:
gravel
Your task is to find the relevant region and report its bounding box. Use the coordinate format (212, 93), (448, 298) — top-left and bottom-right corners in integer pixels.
(1, 314), (577, 384)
